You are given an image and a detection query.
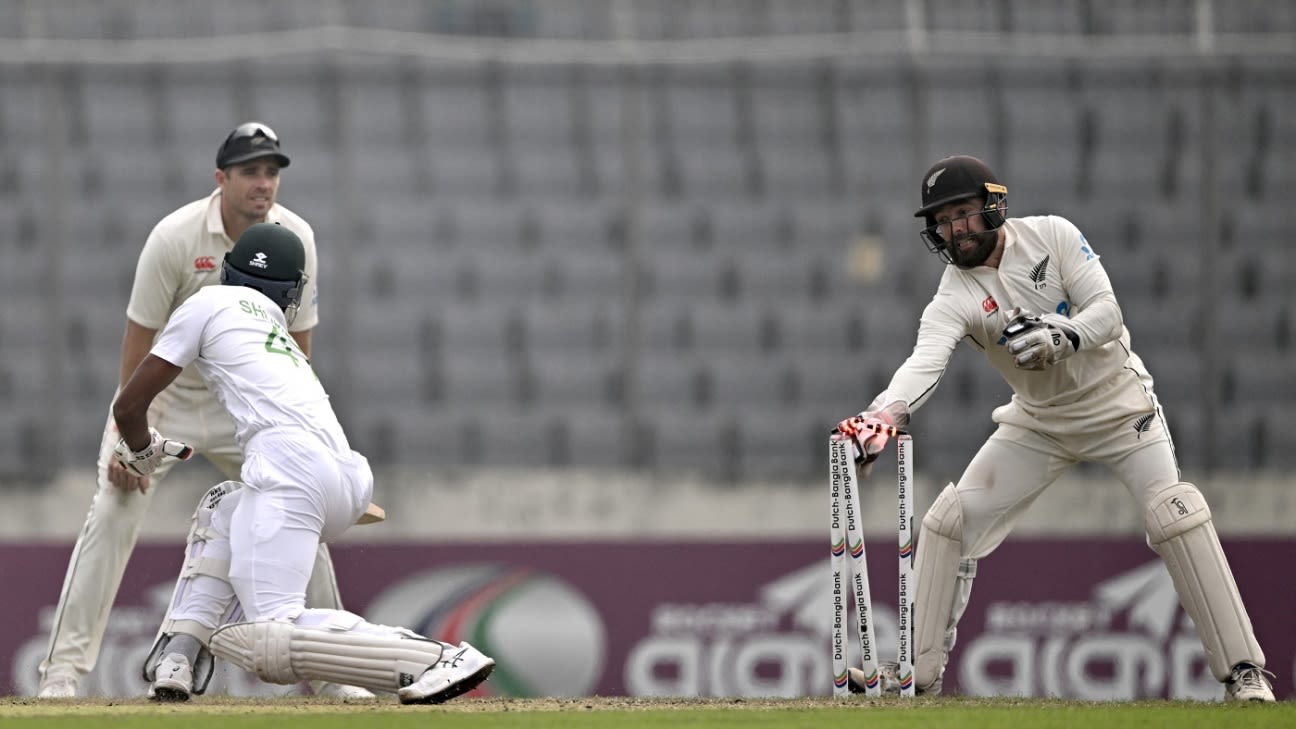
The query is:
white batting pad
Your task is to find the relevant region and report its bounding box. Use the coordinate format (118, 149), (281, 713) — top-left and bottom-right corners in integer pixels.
(209, 611), (450, 693)
(146, 481), (242, 656)
(1145, 482), (1264, 681)
(913, 484), (976, 692)
(140, 481), (248, 693)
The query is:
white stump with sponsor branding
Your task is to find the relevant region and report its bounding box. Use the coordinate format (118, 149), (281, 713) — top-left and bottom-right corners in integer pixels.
(830, 427), (915, 698)
(896, 434), (915, 697)
(829, 436), (879, 696)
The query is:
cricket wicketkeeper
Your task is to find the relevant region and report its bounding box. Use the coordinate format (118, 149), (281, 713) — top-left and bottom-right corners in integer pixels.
(836, 155), (1273, 702)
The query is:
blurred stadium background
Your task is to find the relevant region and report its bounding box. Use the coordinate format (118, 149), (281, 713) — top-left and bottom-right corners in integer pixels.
(0, 0), (1294, 699)
(0, 0), (1290, 526)
(5, 0), (1290, 503)
(4, 0), (1293, 511)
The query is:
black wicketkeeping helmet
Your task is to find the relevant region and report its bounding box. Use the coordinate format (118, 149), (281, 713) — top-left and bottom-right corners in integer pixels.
(915, 155), (1008, 267)
(221, 223), (307, 323)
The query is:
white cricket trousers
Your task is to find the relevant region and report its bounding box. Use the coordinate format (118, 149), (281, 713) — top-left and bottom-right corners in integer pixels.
(231, 428), (372, 620)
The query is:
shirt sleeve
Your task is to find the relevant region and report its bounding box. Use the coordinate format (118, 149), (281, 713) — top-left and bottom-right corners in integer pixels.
(125, 226), (186, 330)
(149, 293), (210, 369)
(883, 292), (967, 413)
(1046, 217), (1123, 350)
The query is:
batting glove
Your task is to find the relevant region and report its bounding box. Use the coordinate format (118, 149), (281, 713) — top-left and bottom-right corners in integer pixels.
(114, 428), (194, 477)
(1002, 309), (1079, 371)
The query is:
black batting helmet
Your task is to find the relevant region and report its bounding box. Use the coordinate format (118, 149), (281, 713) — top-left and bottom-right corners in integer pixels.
(221, 223), (307, 323)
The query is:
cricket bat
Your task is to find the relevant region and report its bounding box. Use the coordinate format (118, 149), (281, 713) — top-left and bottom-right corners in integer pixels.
(356, 502), (386, 525)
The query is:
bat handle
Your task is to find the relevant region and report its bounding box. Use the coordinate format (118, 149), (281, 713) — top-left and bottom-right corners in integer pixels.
(162, 440), (194, 460)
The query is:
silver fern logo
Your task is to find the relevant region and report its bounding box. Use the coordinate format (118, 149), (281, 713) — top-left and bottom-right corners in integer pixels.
(1133, 414), (1155, 438)
(1030, 255), (1050, 290)
(926, 168), (946, 191)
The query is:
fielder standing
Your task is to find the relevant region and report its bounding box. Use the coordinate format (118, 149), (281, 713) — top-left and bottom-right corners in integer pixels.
(37, 122), (371, 700)
(839, 155), (1273, 702)
(112, 223), (495, 703)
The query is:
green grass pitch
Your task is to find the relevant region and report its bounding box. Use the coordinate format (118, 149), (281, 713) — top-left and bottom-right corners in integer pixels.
(0, 696), (1290, 729)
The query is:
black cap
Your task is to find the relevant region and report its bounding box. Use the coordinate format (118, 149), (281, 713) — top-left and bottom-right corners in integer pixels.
(914, 156), (1005, 218)
(216, 122), (291, 169)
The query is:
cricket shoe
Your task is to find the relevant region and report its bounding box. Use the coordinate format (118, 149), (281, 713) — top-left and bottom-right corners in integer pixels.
(36, 673), (79, 699)
(1225, 663), (1275, 703)
(849, 662), (903, 695)
(397, 641), (495, 705)
(312, 681), (378, 700)
(847, 666), (884, 695)
(149, 653), (194, 702)
(849, 662), (940, 697)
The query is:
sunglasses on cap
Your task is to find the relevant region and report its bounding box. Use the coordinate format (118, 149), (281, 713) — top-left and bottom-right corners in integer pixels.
(217, 122), (290, 169)
(227, 122), (279, 144)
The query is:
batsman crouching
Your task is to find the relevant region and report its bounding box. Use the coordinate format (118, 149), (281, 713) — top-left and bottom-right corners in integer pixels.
(113, 223), (494, 703)
(836, 156), (1272, 702)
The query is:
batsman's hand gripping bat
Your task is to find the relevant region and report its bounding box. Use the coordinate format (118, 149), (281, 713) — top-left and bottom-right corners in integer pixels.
(113, 429), (194, 477)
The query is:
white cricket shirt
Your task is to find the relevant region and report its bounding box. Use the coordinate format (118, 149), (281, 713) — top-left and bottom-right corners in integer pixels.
(148, 284), (348, 452)
(886, 215), (1158, 424)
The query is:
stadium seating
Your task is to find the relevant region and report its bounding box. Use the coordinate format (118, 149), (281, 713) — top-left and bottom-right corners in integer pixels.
(4, 5), (1295, 481)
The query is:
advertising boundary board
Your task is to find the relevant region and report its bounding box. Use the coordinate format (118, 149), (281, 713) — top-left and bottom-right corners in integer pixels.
(2, 539), (1291, 700)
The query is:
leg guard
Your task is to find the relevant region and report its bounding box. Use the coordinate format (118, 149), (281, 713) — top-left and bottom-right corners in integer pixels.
(209, 610), (450, 694)
(913, 484), (978, 693)
(142, 481), (244, 694)
(1145, 482), (1264, 682)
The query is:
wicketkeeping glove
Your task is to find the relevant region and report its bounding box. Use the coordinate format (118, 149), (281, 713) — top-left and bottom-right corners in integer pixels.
(834, 400), (911, 466)
(113, 428), (194, 477)
(1002, 309), (1079, 371)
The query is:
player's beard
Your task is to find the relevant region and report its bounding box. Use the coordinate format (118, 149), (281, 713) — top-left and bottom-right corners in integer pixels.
(946, 229), (997, 269)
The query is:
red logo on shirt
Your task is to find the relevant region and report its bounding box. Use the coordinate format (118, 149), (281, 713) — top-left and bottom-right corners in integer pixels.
(194, 256), (218, 271)
(982, 295), (998, 314)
